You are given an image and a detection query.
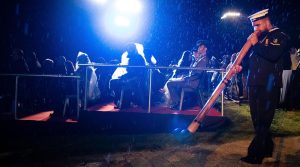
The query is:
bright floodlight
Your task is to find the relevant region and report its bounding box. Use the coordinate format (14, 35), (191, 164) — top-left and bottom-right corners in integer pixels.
(114, 16), (130, 27)
(114, 0), (142, 14)
(100, 0), (145, 41)
(221, 12), (241, 19)
(90, 0), (107, 5)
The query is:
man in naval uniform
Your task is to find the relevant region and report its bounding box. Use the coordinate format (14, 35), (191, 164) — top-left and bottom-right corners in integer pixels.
(241, 9), (289, 164)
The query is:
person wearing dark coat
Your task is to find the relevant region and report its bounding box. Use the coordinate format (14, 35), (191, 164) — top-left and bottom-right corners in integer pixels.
(109, 43), (147, 109)
(166, 40), (209, 110)
(240, 9), (289, 164)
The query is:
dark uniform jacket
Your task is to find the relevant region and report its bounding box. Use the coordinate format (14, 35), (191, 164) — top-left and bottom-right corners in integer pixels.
(247, 27), (289, 88)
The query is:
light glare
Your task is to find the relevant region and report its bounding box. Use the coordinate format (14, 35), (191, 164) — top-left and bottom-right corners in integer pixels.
(114, 0), (142, 14)
(114, 16), (130, 27)
(90, 0), (107, 5)
(221, 12), (241, 19)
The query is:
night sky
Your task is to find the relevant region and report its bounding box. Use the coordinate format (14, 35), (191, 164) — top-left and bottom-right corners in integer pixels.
(0, 0), (299, 66)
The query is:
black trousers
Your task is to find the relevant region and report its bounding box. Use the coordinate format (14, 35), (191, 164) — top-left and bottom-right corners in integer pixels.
(109, 78), (147, 108)
(247, 85), (280, 158)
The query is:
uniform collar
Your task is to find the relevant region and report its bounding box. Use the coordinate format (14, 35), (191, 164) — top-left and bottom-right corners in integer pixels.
(269, 27), (279, 32)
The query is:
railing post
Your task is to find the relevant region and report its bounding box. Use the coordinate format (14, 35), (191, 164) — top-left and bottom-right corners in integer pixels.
(77, 78), (80, 119)
(84, 67), (88, 110)
(221, 71), (224, 116)
(13, 76), (19, 120)
(148, 68), (153, 113)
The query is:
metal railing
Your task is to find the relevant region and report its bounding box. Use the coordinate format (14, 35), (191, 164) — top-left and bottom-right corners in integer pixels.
(79, 63), (225, 116)
(0, 74), (81, 120)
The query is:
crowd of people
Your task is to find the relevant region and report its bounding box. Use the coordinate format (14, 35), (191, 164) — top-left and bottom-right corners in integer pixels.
(0, 37), (299, 119)
(0, 48), (103, 117)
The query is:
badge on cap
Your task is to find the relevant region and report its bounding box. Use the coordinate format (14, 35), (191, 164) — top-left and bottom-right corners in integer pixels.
(248, 9), (269, 22)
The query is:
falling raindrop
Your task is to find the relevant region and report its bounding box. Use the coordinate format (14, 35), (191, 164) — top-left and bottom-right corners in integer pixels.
(15, 3), (20, 16)
(24, 22), (29, 36)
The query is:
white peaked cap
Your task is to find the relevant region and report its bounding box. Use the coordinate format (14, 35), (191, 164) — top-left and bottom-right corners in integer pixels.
(248, 9), (269, 22)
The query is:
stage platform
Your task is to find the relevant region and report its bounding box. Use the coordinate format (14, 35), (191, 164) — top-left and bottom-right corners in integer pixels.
(1, 102), (230, 134)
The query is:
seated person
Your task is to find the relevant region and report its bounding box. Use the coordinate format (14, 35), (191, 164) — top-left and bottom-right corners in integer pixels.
(224, 53), (239, 100)
(166, 40), (209, 110)
(8, 48), (29, 74)
(210, 54), (230, 90)
(144, 48), (167, 104)
(171, 50), (194, 79)
(109, 43), (148, 109)
(75, 52), (100, 105)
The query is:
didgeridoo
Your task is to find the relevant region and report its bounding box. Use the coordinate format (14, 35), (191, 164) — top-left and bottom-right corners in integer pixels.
(187, 31), (258, 133)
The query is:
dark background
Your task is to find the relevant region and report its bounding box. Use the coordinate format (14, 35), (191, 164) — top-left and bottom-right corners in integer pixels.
(0, 0), (299, 66)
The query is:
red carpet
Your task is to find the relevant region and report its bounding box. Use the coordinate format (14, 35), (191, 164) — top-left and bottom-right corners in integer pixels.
(18, 111), (77, 122)
(12, 102), (227, 134)
(19, 111), (53, 121)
